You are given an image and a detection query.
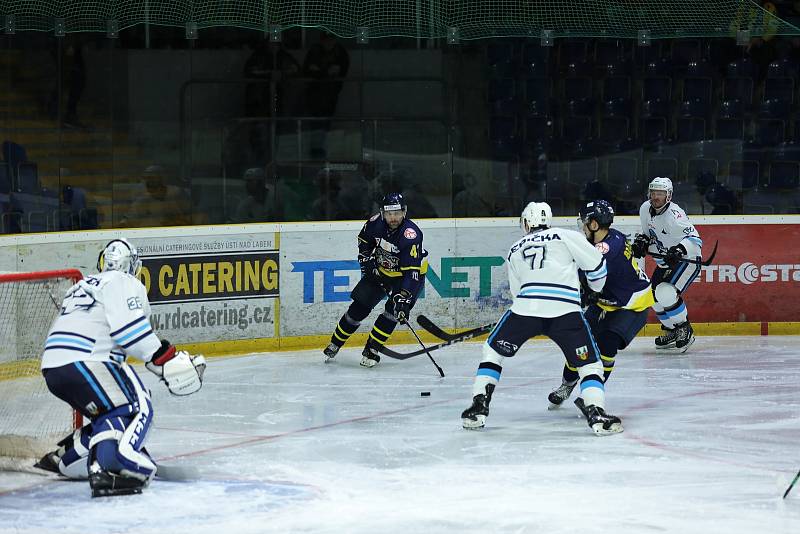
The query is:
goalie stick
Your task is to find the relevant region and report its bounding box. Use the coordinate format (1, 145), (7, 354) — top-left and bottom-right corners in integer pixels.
(378, 320), (495, 360)
(648, 240), (718, 267)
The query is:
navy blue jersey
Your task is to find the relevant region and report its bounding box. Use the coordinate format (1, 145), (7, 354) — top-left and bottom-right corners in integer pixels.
(593, 228), (654, 312)
(358, 213), (428, 293)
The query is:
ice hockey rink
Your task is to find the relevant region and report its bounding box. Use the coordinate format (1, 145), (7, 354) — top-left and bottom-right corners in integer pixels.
(2, 335), (800, 534)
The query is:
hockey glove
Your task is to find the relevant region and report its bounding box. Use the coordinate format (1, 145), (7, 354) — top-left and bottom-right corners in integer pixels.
(631, 234), (651, 258)
(391, 289), (413, 323)
(358, 253), (379, 280)
(146, 340), (206, 396)
(664, 244), (688, 268)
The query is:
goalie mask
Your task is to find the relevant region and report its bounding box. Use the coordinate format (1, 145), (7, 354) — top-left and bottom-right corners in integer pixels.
(97, 238), (142, 277)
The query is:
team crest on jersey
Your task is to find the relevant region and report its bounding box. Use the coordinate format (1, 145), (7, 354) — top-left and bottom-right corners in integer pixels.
(595, 242), (610, 254)
(575, 345), (589, 361)
(404, 228), (417, 240)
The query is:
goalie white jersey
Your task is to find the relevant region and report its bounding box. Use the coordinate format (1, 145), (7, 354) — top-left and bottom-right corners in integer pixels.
(638, 200), (703, 267)
(507, 227), (607, 318)
(41, 270), (161, 369)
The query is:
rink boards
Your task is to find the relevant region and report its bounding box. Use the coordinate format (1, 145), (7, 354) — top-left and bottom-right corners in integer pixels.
(0, 215), (798, 356)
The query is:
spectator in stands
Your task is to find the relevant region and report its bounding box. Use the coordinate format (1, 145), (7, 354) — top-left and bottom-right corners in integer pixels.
(62, 184), (98, 230)
(242, 41), (301, 167)
(119, 165), (191, 228)
(231, 167), (273, 223)
(453, 173), (494, 217)
(695, 171), (740, 215)
(48, 35), (87, 130)
(243, 39), (300, 118)
(302, 32), (350, 158)
(309, 169), (347, 220)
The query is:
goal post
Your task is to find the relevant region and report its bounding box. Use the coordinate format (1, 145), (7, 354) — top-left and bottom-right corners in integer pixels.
(0, 269), (84, 463)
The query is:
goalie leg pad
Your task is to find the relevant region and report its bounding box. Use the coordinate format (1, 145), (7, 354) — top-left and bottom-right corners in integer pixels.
(89, 402), (156, 481)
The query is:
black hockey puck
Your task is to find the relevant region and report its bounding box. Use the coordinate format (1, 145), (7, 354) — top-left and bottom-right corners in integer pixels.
(420, 391), (431, 397)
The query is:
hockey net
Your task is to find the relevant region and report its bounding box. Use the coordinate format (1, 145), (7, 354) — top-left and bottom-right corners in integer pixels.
(0, 269), (84, 465)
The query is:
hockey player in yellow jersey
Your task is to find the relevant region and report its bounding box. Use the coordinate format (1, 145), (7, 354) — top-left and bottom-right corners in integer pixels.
(548, 200), (655, 409)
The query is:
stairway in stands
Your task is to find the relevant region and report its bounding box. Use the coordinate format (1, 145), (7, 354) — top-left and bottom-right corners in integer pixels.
(0, 48), (149, 231)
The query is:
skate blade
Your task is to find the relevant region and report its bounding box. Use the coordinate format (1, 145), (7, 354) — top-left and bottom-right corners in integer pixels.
(323, 356), (335, 364)
(547, 402), (562, 411)
(655, 342), (677, 350)
(677, 337), (695, 353)
(91, 487), (143, 498)
(359, 357), (378, 368)
(462, 415), (486, 429)
(592, 422), (624, 436)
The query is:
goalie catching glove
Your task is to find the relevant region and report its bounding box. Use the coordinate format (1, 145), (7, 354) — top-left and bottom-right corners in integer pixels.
(146, 340), (206, 396)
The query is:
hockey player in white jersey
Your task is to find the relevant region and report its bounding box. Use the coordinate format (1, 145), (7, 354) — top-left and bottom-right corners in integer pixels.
(461, 202), (623, 436)
(35, 238), (206, 497)
(632, 177), (702, 352)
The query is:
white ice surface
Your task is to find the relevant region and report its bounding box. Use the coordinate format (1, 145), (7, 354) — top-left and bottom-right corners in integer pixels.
(2, 335), (800, 533)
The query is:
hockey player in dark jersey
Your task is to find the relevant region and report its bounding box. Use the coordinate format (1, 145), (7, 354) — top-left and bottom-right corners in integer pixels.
(548, 200), (655, 409)
(322, 192), (428, 368)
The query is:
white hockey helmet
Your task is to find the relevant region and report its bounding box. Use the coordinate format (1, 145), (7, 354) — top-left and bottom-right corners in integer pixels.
(520, 201), (553, 232)
(97, 238), (142, 277)
(648, 176), (673, 203)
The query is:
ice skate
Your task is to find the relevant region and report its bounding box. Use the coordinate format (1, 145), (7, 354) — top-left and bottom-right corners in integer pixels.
(575, 398), (623, 436)
(674, 321), (695, 353)
(461, 384), (495, 429)
(89, 463), (148, 498)
(33, 451), (60, 474)
(359, 344), (380, 368)
(655, 325), (678, 349)
(323, 342), (340, 363)
(547, 380), (577, 410)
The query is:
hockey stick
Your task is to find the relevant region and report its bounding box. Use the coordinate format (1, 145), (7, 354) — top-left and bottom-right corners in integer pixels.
(378, 322), (495, 360)
(403, 319), (444, 377)
(417, 314), (495, 343)
(783, 468), (800, 499)
(649, 240), (718, 267)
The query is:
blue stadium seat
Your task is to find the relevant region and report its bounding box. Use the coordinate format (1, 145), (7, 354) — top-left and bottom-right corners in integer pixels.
(767, 59), (797, 78)
(719, 99), (744, 118)
(524, 78), (550, 116)
(525, 116), (553, 144)
(759, 98), (792, 119)
(642, 98), (670, 118)
(767, 160), (800, 190)
(682, 77), (713, 106)
(522, 43), (550, 77)
(487, 42), (516, 77)
(489, 117), (520, 160)
(727, 159), (760, 191)
(639, 117), (668, 145)
(562, 116), (593, 141)
(647, 157), (678, 180)
(671, 39), (701, 64)
(687, 158), (719, 182)
(607, 157), (639, 188)
(715, 118), (745, 140)
(599, 116), (630, 146)
(602, 76), (631, 101)
(726, 59), (756, 78)
(763, 77), (795, 105)
(0, 163), (9, 194)
(676, 118), (707, 142)
(488, 78), (517, 115)
(558, 40), (588, 67)
(16, 162), (39, 194)
(566, 158), (598, 186)
(753, 119), (785, 146)
(642, 76), (671, 103)
(723, 77), (754, 106)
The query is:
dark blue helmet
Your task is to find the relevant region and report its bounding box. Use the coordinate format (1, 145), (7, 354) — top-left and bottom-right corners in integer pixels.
(380, 192), (407, 216)
(579, 199), (615, 227)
